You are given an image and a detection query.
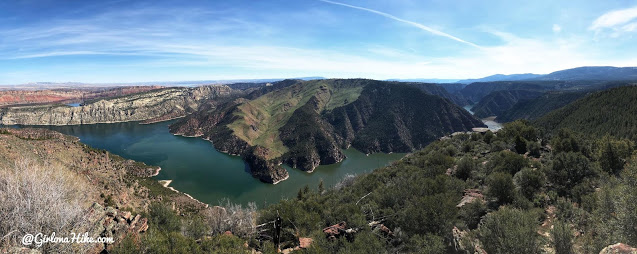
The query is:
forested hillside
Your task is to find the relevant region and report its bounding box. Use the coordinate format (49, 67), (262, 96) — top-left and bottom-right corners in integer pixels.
(455, 79), (629, 105)
(457, 81), (562, 104)
(471, 90), (543, 118)
(252, 120), (637, 253)
(535, 85), (637, 140)
(399, 82), (469, 106)
(497, 91), (589, 122)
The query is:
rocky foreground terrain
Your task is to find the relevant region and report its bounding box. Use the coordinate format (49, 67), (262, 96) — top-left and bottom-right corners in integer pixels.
(0, 85), (238, 125)
(0, 128), (207, 253)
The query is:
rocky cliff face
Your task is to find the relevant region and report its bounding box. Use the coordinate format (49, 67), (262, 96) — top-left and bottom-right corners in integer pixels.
(0, 85), (235, 125)
(280, 95), (346, 172)
(326, 83), (485, 154)
(0, 86), (163, 107)
(170, 79), (486, 183)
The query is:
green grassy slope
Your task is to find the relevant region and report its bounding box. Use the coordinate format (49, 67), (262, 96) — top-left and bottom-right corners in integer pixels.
(227, 80), (363, 159)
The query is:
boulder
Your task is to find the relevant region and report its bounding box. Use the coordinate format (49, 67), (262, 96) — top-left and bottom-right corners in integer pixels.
(457, 189), (484, 208)
(369, 221), (393, 237)
(600, 243), (637, 254)
(323, 222), (347, 240)
(121, 211), (132, 221)
(105, 206), (117, 217)
(299, 237), (313, 249)
(136, 218), (149, 233)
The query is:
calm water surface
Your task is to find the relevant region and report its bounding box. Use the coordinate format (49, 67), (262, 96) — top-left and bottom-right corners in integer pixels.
(28, 121), (405, 207)
(65, 103), (82, 107)
(463, 105), (503, 131)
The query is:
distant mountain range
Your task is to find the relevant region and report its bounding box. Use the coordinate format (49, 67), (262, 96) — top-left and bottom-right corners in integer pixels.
(456, 73), (542, 84)
(451, 66), (637, 123)
(386, 78), (460, 83)
(534, 66), (637, 81)
(456, 66), (637, 84)
(2, 77), (326, 89)
(7, 66), (637, 90)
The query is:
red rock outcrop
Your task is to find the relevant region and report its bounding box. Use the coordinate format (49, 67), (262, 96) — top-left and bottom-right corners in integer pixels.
(0, 86), (162, 107)
(600, 243), (637, 254)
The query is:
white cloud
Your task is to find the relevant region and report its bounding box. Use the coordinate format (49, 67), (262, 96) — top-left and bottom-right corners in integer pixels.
(2, 3), (636, 84)
(590, 6), (637, 31)
(552, 24), (562, 33)
(623, 22), (637, 32)
(0, 28), (617, 81)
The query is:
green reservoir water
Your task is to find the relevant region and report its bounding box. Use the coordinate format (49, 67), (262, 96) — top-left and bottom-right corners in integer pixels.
(31, 121), (405, 207)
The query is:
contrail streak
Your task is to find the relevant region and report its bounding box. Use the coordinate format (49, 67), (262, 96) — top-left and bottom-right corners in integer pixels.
(318, 0), (482, 49)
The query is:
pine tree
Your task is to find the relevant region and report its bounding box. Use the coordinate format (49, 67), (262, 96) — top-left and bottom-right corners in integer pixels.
(515, 135), (528, 154)
(297, 188), (304, 200)
(599, 137), (624, 175)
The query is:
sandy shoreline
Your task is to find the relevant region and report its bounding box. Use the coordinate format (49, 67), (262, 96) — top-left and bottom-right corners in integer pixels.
(158, 179), (209, 208)
(150, 166), (161, 177)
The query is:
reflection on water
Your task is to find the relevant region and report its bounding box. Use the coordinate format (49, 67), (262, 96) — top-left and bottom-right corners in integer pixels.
(18, 121), (405, 207)
(463, 105), (503, 131)
(462, 105), (474, 114)
(482, 117), (503, 131)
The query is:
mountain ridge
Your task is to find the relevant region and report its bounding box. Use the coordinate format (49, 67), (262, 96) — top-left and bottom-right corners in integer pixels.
(470, 90), (544, 118)
(456, 66), (637, 85)
(169, 79), (485, 183)
(457, 73), (542, 84)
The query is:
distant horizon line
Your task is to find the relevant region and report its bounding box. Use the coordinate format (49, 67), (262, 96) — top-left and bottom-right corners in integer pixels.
(2, 65), (636, 86)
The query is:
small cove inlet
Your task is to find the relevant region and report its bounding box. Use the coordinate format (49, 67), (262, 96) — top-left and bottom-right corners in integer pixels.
(463, 105), (503, 131)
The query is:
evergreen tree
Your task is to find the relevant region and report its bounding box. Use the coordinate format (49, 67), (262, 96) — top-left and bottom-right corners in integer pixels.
(552, 220), (574, 254)
(479, 207), (541, 254)
(549, 152), (596, 197)
(599, 136), (624, 175)
(487, 172), (515, 206)
(456, 156), (477, 181)
(515, 135), (528, 154)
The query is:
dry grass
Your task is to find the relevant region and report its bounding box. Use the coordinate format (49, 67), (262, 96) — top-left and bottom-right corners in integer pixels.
(205, 199), (257, 238)
(0, 159), (94, 253)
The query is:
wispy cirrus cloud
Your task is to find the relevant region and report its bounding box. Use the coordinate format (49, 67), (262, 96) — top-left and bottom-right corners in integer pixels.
(317, 0), (482, 49)
(590, 6), (637, 36)
(0, 5), (272, 60)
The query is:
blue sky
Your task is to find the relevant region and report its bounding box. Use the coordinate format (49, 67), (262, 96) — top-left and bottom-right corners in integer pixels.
(1, 0), (637, 84)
